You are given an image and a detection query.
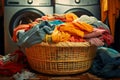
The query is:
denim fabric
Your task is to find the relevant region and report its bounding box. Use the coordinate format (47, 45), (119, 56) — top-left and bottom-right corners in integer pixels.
(17, 21), (55, 48)
(89, 47), (120, 78)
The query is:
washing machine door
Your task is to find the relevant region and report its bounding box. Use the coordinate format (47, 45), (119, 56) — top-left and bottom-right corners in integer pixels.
(9, 8), (44, 37)
(65, 8), (93, 17)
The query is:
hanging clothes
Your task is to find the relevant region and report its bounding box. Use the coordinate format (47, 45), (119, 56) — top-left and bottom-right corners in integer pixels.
(100, 0), (120, 37)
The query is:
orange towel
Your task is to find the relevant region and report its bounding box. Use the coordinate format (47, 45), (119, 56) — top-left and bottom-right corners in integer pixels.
(54, 22), (94, 39)
(52, 27), (71, 43)
(65, 13), (78, 22)
(73, 21), (93, 33)
(58, 23), (84, 37)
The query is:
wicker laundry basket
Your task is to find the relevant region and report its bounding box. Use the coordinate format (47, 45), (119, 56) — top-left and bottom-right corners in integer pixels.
(25, 42), (97, 75)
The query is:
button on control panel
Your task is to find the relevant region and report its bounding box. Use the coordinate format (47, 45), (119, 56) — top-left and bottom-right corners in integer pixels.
(27, 0), (33, 4)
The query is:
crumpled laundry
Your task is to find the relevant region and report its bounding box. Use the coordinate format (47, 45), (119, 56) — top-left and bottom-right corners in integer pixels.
(65, 12), (78, 22)
(58, 23), (85, 37)
(84, 28), (106, 38)
(56, 21), (93, 37)
(51, 21), (94, 43)
(0, 50), (26, 65)
(0, 62), (24, 76)
(12, 21), (39, 42)
(74, 15), (98, 24)
(89, 47), (120, 78)
(49, 20), (64, 26)
(17, 21), (55, 47)
(99, 31), (114, 46)
(92, 21), (110, 32)
(76, 15), (110, 31)
(52, 27), (71, 43)
(73, 21), (94, 33)
(12, 24), (31, 42)
(52, 14), (66, 22)
(87, 38), (104, 46)
(0, 50), (26, 76)
(12, 13), (113, 47)
(13, 70), (36, 80)
(52, 13), (78, 22)
(98, 47), (120, 58)
(68, 35), (86, 42)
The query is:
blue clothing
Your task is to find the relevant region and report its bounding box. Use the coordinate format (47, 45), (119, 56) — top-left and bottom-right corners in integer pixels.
(92, 21), (110, 32)
(17, 21), (55, 48)
(89, 47), (120, 78)
(49, 20), (64, 26)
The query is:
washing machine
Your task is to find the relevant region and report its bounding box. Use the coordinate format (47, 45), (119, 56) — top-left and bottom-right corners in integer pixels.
(4, 0), (53, 54)
(55, 0), (101, 20)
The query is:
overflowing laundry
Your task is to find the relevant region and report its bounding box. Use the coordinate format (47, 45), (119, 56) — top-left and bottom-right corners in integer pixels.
(16, 21), (55, 47)
(2, 13), (119, 79)
(12, 13), (114, 47)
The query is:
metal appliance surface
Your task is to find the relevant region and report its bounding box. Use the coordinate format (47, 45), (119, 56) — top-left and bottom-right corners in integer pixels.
(55, 0), (100, 20)
(4, 0), (53, 53)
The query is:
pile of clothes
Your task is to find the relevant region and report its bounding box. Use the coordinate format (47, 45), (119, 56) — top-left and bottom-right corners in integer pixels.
(1, 13), (120, 79)
(0, 50), (37, 80)
(12, 13), (113, 48)
(89, 47), (120, 78)
(0, 50), (27, 76)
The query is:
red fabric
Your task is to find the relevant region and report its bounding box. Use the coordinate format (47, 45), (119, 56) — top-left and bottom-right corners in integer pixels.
(0, 62), (24, 76)
(10, 50), (27, 63)
(12, 24), (31, 42)
(0, 50), (27, 76)
(87, 38), (104, 46)
(84, 28), (106, 38)
(0, 60), (4, 65)
(100, 32), (114, 46)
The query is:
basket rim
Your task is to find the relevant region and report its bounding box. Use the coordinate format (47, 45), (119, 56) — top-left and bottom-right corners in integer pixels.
(30, 42), (96, 47)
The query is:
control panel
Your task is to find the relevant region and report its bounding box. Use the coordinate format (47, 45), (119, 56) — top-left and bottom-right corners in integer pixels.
(6, 0), (51, 6)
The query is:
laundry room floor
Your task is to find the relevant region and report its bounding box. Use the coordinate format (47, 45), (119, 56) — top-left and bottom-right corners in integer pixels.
(0, 72), (120, 80)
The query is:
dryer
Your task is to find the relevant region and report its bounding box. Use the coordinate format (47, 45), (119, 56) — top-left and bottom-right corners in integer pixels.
(55, 0), (101, 20)
(4, 0), (53, 53)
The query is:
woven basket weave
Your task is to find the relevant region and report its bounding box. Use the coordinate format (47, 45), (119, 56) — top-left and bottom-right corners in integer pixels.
(25, 42), (97, 75)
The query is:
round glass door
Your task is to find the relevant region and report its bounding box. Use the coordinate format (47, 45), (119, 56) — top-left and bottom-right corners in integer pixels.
(65, 8), (93, 17)
(9, 8), (44, 37)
